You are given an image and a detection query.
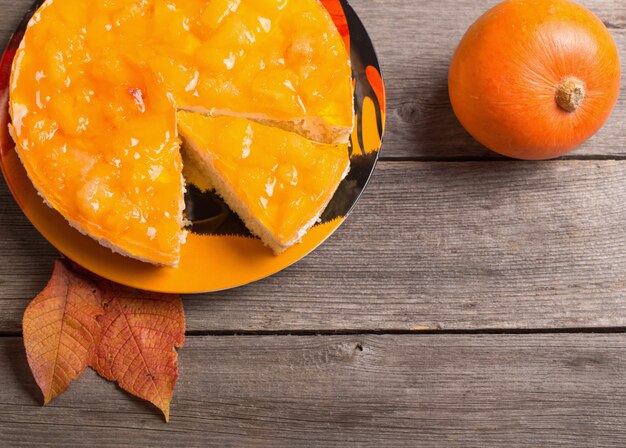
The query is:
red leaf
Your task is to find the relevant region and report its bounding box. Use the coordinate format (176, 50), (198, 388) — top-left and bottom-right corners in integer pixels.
(90, 280), (185, 422)
(23, 260), (104, 404)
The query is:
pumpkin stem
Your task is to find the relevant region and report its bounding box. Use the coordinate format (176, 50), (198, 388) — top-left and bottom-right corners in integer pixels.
(556, 77), (586, 113)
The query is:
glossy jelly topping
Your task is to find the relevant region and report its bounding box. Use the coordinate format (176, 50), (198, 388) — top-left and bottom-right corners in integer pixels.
(9, 0), (353, 264)
(177, 111), (349, 246)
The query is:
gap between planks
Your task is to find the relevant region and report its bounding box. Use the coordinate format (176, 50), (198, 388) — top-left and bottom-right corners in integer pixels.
(5, 326), (626, 338)
(379, 155), (626, 162)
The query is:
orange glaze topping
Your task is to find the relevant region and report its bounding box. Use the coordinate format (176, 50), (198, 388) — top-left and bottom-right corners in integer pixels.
(177, 111), (349, 245)
(9, 0), (353, 264)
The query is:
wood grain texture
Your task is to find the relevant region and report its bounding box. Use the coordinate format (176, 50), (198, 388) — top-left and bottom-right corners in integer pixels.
(2, 160), (626, 333)
(350, 0), (626, 159)
(0, 0), (30, 46)
(2, 0), (626, 159)
(3, 334), (626, 447)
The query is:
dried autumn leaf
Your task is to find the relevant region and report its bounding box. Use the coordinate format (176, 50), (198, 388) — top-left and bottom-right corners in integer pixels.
(91, 281), (184, 422)
(23, 259), (104, 404)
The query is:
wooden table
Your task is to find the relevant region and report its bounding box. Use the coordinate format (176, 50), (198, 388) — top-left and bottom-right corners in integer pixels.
(2, 0), (626, 446)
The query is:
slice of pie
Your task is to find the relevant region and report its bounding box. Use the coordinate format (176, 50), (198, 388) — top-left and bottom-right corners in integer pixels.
(9, 0), (354, 265)
(177, 111), (350, 253)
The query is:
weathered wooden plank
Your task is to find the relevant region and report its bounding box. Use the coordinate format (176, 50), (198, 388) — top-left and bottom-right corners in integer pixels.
(2, 334), (626, 447)
(2, 160), (626, 333)
(0, 0), (30, 46)
(1, 0), (625, 160)
(350, 0), (626, 159)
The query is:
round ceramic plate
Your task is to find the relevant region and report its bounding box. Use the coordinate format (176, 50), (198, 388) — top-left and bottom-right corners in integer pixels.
(0, 0), (385, 293)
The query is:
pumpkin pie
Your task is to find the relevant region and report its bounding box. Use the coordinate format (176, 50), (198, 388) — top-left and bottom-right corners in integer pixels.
(9, 0), (354, 265)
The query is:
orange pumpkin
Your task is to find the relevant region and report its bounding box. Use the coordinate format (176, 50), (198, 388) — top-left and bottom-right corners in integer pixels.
(448, 0), (621, 160)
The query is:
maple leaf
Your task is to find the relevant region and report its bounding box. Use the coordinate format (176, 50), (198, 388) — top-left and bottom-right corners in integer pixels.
(90, 280), (185, 422)
(22, 259), (105, 404)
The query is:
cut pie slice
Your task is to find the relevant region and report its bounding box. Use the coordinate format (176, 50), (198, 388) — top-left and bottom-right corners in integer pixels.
(177, 111), (350, 253)
(9, 0), (354, 265)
